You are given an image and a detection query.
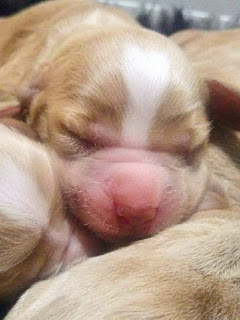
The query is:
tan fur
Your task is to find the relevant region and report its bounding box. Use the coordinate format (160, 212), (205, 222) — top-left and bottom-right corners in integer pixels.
(0, 0), (137, 97)
(5, 210), (240, 320)
(171, 29), (240, 89)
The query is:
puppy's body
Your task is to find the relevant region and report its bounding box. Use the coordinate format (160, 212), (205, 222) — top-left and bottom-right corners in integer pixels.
(171, 29), (240, 89)
(6, 211), (240, 320)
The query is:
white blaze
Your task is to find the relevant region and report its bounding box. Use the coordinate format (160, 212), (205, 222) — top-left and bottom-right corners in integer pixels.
(122, 44), (170, 145)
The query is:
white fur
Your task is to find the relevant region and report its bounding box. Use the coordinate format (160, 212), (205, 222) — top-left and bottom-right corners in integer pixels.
(122, 44), (170, 145)
(0, 157), (47, 224)
(0, 125), (52, 228)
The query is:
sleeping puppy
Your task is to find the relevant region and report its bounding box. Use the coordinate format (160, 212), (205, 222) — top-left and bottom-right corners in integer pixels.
(5, 27), (240, 320)
(0, 0), (240, 245)
(0, 121), (102, 301)
(1, 0), (240, 306)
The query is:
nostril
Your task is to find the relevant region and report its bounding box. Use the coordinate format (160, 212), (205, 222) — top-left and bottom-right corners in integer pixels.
(116, 205), (157, 224)
(142, 208), (157, 221)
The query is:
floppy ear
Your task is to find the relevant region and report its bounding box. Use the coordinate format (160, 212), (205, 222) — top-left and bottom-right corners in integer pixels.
(0, 86), (40, 120)
(0, 64), (49, 120)
(0, 91), (22, 119)
(207, 79), (240, 131)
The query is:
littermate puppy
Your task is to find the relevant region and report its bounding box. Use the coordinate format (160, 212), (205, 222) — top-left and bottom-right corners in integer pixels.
(0, 121), (102, 301)
(170, 29), (240, 89)
(1, 0), (240, 246)
(5, 210), (240, 320)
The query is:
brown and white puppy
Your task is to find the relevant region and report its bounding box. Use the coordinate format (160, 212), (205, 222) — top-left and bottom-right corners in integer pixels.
(1, 1), (240, 316)
(1, 0), (240, 245)
(0, 121), (102, 301)
(5, 29), (240, 320)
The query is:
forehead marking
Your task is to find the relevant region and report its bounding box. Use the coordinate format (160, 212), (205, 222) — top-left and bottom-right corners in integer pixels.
(121, 44), (170, 145)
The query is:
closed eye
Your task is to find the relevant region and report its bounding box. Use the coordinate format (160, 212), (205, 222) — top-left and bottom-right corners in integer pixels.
(61, 124), (105, 152)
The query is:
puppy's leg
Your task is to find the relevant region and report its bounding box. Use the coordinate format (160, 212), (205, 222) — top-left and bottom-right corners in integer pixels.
(5, 211), (240, 320)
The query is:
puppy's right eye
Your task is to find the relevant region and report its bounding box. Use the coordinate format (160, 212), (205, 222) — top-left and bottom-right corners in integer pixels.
(77, 136), (95, 150)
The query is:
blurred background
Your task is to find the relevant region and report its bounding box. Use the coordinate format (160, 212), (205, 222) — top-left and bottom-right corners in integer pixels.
(0, 0), (240, 34)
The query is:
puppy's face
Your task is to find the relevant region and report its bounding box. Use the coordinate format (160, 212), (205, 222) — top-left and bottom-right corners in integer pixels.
(28, 29), (212, 242)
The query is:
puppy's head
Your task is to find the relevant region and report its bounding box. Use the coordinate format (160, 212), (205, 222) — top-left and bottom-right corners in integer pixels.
(15, 28), (238, 243)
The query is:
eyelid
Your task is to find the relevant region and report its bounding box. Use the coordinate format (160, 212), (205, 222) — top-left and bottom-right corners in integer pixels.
(61, 124), (105, 153)
(150, 132), (192, 153)
(63, 122), (118, 148)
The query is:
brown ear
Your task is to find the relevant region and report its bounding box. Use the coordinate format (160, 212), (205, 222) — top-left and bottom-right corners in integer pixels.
(207, 79), (240, 131)
(0, 64), (48, 121)
(0, 86), (38, 121)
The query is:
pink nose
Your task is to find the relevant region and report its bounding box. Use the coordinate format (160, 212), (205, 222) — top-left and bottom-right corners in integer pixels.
(116, 205), (157, 224)
(110, 163), (165, 225)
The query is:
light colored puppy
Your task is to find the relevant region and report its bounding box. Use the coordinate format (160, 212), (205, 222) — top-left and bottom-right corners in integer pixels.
(5, 210), (240, 320)
(0, 121), (101, 301)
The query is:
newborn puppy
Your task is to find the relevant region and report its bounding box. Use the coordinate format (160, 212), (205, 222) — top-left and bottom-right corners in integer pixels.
(0, 121), (102, 301)
(1, 0), (240, 245)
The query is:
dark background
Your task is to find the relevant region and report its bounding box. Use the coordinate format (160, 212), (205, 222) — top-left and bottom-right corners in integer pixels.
(1, 0), (240, 35)
(0, 0), (45, 15)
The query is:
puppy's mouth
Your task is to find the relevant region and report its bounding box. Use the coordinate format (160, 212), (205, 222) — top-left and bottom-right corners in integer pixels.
(65, 188), (171, 244)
